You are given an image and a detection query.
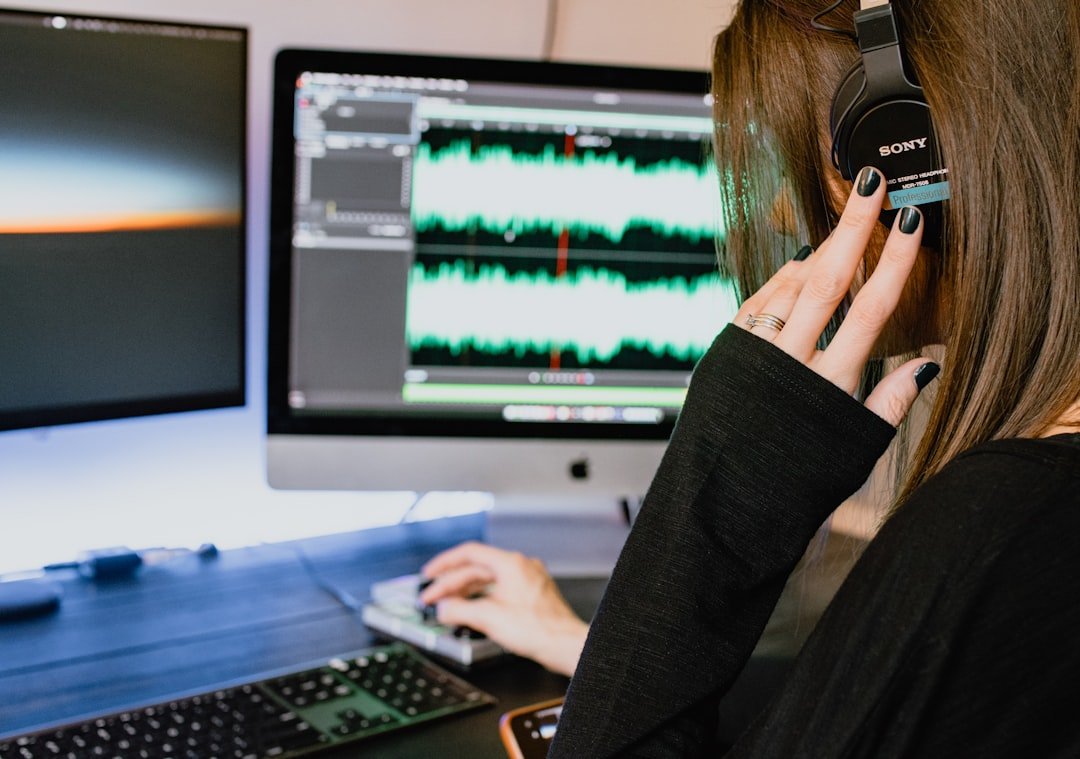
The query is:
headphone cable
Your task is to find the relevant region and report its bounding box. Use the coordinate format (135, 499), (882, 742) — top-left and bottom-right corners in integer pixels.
(810, 0), (858, 40)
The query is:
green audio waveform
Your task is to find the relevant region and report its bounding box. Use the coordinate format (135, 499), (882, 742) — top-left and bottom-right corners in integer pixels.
(406, 261), (739, 364)
(411, 141), (723, 244)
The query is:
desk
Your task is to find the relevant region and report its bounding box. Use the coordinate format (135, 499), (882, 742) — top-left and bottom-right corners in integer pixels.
(0, 514), (593, 757)
(0, 513), (864, 756)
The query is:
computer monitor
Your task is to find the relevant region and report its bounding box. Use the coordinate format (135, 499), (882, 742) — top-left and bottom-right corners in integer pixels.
(266, 49), (738, 498)
(0, 8), (246, 432)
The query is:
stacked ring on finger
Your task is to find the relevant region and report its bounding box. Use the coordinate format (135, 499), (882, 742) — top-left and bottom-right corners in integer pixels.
(746, 313), (787, 332)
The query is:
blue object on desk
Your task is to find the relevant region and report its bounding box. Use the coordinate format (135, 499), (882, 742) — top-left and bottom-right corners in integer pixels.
(79, 548), (144, 580)
(0, 580), (61, 622)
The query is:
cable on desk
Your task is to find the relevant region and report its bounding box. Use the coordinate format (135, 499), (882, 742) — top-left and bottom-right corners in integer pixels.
(293, 545), (364, 613)
(395, 492), (426, 526)
(38, 544), (218, 581)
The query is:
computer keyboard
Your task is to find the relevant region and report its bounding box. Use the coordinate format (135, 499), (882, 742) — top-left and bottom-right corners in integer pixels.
(0, 642), (495, 758)
(362, 573), (504, 667)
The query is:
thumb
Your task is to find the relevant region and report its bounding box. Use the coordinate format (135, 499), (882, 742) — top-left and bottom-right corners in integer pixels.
(864, 359), (940, 427)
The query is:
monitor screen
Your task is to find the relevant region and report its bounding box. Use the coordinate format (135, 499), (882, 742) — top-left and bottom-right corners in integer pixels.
(0, 8), (246, 432)
(267, 50), (738, 495)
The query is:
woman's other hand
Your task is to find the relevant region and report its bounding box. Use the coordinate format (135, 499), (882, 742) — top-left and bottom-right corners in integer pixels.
(419, 541), (588, 677)
(735, 166), (939, 426)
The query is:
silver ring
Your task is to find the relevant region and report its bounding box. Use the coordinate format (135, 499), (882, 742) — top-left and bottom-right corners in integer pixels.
(746, 313), (786, 332)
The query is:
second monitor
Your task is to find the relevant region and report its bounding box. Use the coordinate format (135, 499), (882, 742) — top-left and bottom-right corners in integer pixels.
(267, 50), (738, 498)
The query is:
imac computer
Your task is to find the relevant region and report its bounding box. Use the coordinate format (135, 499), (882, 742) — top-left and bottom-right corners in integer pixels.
(0, 8), (247, 433)
(266, 49), (739, 509)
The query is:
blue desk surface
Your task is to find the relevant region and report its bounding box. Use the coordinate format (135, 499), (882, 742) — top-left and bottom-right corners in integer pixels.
(0, 513), (589, 758)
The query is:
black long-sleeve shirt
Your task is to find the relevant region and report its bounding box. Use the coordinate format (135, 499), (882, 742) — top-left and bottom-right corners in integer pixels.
(549, 325), (1080, 758)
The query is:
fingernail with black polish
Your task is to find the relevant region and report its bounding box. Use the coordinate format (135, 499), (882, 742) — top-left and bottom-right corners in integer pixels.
(793, 244), (813, 261)
(856, 166), (882, 197)
(914, 362), (940, 391)
(899, 206), (922, 235)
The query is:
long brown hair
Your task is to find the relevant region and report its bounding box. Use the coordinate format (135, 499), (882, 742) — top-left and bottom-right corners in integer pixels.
(711, 0), (1080, 506)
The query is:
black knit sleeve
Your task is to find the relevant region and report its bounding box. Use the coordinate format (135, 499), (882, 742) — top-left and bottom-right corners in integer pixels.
(548, 324), (896, 758)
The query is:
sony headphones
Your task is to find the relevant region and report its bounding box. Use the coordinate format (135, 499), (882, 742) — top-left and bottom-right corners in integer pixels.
(828, 0), (947, 246)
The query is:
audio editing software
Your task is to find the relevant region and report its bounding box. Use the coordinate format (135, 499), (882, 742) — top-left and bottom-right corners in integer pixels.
(287, 70), (739, 426)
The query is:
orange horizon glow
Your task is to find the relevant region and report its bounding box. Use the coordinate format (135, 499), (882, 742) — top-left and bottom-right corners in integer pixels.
(0, 209), (243, 234)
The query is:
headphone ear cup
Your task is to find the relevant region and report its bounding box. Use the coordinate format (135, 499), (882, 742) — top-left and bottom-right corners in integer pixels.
(825, 4), (946, 248)
(830, 59), (867, 180)
(847, 96), (942, 244)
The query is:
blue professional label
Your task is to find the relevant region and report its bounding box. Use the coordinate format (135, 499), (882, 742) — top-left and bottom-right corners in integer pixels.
(888, 180), (951, 208)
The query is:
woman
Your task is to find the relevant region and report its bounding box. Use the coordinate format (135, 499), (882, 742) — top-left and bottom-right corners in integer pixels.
(431, 0), (1080, 754)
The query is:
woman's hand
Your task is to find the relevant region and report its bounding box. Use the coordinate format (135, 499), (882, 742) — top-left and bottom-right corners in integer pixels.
(419, 541), (588, 677)
(735, 167), (938, 426)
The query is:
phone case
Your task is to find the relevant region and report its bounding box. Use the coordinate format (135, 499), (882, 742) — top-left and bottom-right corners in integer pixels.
(498, 697), (565, 759)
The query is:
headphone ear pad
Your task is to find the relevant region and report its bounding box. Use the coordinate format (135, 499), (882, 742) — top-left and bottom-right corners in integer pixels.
(830, 59), (867, 180)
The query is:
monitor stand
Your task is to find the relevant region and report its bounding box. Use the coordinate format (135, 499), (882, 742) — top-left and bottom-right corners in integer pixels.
(483, 496), (640, 577)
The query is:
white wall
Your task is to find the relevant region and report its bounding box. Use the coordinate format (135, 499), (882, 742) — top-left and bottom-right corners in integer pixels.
(0, 0), (736, 575)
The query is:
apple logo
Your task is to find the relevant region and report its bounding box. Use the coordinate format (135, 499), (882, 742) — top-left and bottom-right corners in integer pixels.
(569, 458), (589, 480)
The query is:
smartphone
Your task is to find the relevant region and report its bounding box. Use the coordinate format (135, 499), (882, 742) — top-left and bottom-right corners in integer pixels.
(498, 697), (564, 759)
